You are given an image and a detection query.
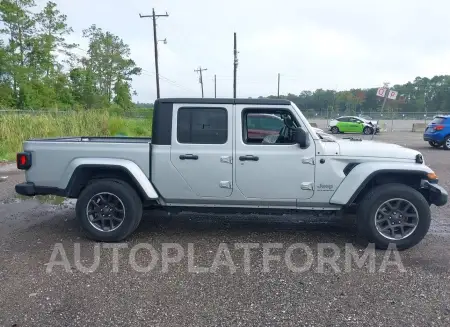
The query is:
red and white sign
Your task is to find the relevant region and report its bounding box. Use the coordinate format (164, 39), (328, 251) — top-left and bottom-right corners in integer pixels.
(387, 90), (398, 100)
(376, 87), (387, 98)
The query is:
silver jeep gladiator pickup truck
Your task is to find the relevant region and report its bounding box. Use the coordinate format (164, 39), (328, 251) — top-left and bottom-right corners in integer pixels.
(15, 98), (448, 249)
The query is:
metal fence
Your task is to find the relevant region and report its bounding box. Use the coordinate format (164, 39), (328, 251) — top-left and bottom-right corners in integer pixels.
(1, 109), (446, 132)
(303, 111), (448, 121)
(1, 109), (445, 119)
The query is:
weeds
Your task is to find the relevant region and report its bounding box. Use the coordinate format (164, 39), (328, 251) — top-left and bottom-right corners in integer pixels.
(0, 111), (153, 161)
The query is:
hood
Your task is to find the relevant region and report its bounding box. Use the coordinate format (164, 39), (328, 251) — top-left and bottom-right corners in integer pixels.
(336, 139), (420, 160)
(362, 119), (378, 126)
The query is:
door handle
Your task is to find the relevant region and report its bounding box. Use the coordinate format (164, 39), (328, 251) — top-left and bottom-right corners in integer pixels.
(179, 154), (198, 160)
(239, 155), (259, 161)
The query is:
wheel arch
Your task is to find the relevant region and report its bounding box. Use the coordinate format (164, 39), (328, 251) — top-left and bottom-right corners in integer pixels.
(330, 163), (434, 206)
(348, 171), (429, 206)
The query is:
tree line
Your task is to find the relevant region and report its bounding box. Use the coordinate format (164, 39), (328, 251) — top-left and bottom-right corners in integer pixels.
(0, 0), (141, 110)
(266, 75), (450, 116)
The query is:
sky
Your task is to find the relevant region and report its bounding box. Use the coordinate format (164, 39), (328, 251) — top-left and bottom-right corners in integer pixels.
(36, 0), (450, 103)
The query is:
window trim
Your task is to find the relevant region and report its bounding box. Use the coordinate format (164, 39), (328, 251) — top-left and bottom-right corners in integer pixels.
(176, 106), (228, 145)
(241, 107), (300, 145)
(349, 117), (362, 123)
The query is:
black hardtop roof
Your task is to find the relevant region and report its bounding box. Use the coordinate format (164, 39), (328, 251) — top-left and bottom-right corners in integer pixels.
(155, 98), (291, 105)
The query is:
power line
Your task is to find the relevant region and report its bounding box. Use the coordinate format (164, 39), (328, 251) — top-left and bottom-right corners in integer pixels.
(70, 44), (197, 94)
(194, 67), (208, 98)
(139, 8), (169, 99)
(140, 69), (196, 93)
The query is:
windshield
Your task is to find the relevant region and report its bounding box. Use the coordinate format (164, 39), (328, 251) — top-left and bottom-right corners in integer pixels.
(290, 102), (319, 138)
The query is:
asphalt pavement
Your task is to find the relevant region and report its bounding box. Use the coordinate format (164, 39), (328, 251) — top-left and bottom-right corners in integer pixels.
(0, 132), (449, 327)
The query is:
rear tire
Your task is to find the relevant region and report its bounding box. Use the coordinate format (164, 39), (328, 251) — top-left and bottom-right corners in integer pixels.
(331, 126), (339, 134)
(356, 183), (431, 250)
(76, 179), (143, 242)
(429, 141), (441, 148)
(443, 136), (450, 150)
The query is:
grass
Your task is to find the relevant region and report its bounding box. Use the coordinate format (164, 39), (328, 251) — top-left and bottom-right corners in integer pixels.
(0, 110), (153, 161)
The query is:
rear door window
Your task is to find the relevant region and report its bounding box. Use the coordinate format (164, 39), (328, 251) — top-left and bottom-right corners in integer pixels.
(430, 117), (445, 124)
(177, 107), (228, 144)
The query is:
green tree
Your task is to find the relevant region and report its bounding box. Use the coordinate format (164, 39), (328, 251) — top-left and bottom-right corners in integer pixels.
(0, 0), (37, 108)
(113, 78), (133, 109)
(35, 1), (77, 77)
(82, 25), (141, 104)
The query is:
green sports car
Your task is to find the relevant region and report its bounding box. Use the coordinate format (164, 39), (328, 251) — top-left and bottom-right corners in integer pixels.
(328, 116), (380, 134)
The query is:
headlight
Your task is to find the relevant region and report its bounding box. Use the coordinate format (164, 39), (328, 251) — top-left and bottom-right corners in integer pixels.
(427, 172), (438, 180)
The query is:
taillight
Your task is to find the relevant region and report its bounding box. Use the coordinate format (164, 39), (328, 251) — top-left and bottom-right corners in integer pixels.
(16, 152), (32, 170)
(435, 125), (444, 131)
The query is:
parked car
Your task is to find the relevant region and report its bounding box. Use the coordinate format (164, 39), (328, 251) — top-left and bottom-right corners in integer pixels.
(329, 116), (380, 134)
(246, 113), (283, 141)
(423, 115), (450, 150)
(15, 98), (447, 250)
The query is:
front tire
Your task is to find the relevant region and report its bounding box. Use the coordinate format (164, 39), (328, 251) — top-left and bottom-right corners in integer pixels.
(363, 126), (373, 135)
(76, 179), (143, 242)
(356, 183), (431, 250)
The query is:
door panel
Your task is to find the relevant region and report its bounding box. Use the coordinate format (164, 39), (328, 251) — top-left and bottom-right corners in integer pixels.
(350, 122), (359, 132)
(170, 104), (233, 198)
(349, 118), (363, 132)
(235, 106), (315, 201)
(338, 121), (349, 132)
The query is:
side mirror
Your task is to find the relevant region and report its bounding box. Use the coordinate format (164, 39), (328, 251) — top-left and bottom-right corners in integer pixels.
(293, 127), (310, 149)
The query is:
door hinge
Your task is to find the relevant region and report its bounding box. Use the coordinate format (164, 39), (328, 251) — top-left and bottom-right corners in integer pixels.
(301, 182), (314, 190)
(219, 181), (232, 189)
(302, 156), (315, 165)
(220, 156), (232, 164)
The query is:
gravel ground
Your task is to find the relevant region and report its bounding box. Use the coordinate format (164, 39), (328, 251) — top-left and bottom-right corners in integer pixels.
(0, 132), (449, 327)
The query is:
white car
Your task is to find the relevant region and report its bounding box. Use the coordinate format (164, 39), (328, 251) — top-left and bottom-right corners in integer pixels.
(328, 116), (380, 135)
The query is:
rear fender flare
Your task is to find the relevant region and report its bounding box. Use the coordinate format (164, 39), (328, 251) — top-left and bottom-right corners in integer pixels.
(60, 158), (158, 199)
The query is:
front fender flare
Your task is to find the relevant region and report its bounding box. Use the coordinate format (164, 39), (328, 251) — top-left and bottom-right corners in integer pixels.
(329, 162), (433, 206)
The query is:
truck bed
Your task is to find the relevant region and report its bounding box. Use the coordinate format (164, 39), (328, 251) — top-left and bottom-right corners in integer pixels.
(22, 137), (152, 191)
(28, 136), (152, 143)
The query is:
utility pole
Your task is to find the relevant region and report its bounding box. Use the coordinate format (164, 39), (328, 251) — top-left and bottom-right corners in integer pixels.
(233, 32), (238, 98)
(194, 67), (207, 98)
(277, 73), (280, 98)
(214, 74), (217, 98)
(139, 9), (169, 99)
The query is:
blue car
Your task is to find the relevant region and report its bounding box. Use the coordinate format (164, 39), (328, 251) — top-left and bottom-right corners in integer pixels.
(423, 115), (450, 150)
